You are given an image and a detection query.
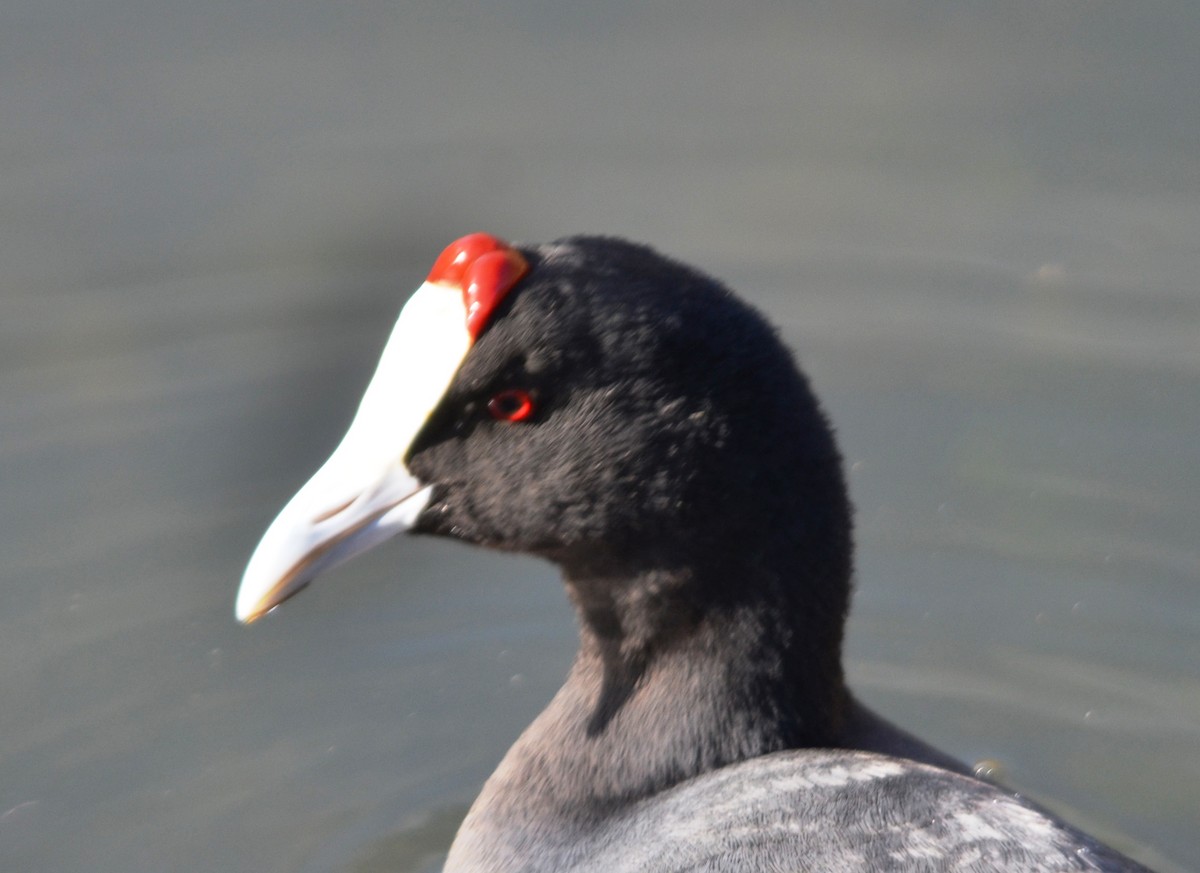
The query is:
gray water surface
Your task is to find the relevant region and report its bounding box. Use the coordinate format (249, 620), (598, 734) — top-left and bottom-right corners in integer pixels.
(3, 3), (1198, 872)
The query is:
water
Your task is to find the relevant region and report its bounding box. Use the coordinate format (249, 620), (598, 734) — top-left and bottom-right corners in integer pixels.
(2, 3), (1197, 871)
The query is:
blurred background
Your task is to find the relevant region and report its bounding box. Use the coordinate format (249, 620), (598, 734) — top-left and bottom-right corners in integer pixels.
(2, 2), (1197, 871)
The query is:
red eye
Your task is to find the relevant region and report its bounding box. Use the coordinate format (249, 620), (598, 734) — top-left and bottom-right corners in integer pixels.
(487, 389), (535, 423)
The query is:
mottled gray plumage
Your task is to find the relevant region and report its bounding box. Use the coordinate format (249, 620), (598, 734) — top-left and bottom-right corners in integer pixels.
(454, 751), (1144, 872)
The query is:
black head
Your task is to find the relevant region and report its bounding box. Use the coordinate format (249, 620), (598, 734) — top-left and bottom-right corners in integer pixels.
(239, 233), (852, 661)
(406, 236), (851, 595)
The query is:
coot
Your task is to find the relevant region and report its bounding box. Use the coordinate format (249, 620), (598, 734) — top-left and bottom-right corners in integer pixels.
(237, 233), (1150, 872)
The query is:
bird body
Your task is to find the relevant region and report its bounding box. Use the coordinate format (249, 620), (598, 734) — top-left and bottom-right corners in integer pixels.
(451, 751), (1140, 872)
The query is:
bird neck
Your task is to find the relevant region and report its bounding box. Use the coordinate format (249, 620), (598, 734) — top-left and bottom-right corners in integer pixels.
(446, 546), (851, 870)
(563, 554), (851, 775)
